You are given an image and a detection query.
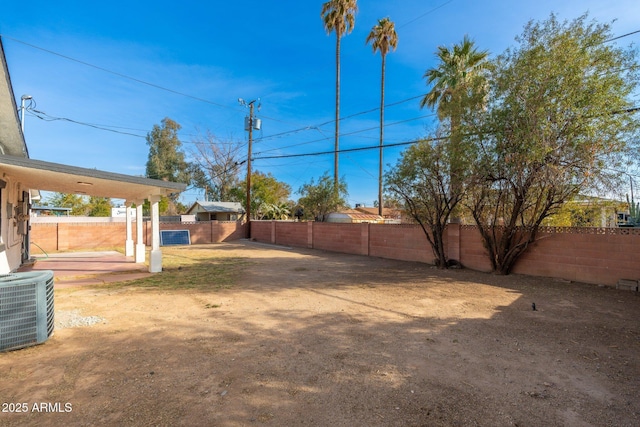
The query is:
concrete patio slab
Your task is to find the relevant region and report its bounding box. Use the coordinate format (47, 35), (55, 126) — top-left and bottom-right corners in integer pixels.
(18, 251), (152, 288)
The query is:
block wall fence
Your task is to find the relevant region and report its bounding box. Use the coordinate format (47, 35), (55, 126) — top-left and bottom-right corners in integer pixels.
(29, 219), (640, 286)
(250, 221), (640, 287)
(29, 221), (246, 253)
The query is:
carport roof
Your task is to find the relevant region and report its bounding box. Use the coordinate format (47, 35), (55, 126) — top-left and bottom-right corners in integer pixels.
(0, 154), (186, 201)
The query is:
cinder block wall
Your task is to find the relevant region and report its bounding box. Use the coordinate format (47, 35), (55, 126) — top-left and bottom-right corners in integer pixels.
(276, 222), (309, 248)
(459, 226), (492, 272)
(312, 223), (368, 255)
(29, 223), (58, 255)
(251, 221), (640, 286)
(511, 228), (640, 285)
(369, 224), (433, 263)
(250, 221), (273, 244)
(212, 222), (246, 242)
(30, 223), (129, 252)
(63, 223), (127, 250)
(30, 221), (245, 252)
(30, 219), (640, 286)
(154, 221), (245, 244)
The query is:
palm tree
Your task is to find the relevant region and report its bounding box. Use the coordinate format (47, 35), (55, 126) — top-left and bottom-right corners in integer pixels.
(321, 0), (358, 188)
(420, 35), (488, 221)
(366, 17), (398, 217)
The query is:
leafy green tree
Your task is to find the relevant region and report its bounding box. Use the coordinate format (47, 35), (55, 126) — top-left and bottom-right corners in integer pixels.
(420, 35), (489, 220)
(387, 129), (472, 268)
(46, 193), (87, 216)
(259, 202), (291, 220)
(366, 17), (398, 217)
(467, 14), (639, 274)
(142, 197), (170, 217)
(297, 172), (348, 221)
(232, 171), (292, 220)
(145, 117), (189, 182)
(86, 197), (112, 217)
(145, 117), (190, 214)
(321, 0), (358, 187)
(541, 198), (623, 227)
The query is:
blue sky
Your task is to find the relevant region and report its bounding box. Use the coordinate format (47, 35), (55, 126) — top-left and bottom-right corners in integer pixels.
(1, 0), (639, 207)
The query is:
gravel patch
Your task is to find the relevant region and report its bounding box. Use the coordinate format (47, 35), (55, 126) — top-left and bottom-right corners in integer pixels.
(55, 309), (106, 329)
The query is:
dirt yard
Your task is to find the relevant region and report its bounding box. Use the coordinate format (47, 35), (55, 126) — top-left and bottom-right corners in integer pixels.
(1, 241), (639, 426)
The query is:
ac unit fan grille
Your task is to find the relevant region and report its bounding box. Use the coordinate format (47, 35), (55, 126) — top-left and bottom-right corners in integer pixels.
(0, 271), (55, 352)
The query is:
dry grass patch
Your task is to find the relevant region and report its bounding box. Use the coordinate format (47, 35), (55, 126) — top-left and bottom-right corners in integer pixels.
(107, 245), (250, 291)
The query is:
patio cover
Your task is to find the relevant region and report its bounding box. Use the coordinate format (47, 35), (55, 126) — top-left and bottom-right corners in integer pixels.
(0, 154), (185, 201)
(0, 154), (186, 273)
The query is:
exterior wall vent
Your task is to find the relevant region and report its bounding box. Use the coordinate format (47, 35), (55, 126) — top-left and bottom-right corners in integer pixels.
(0, 270), (54, 352)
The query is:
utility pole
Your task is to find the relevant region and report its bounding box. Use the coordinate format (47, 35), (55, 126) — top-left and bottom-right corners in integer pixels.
(247, 101), (254, 231)
(238, 98), (261, 238)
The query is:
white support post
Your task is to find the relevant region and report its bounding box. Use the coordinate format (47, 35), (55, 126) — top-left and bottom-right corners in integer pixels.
(135, 202), (145, 264)
(149, 195), (162, 273)
(125, 202), (134, 257)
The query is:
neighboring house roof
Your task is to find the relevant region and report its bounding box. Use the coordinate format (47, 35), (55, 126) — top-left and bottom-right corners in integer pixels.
(349, 213), (383, 221)
(327, 210), (383, 223)
(186, 201), (244, 214)
(355, 206), (401, 218)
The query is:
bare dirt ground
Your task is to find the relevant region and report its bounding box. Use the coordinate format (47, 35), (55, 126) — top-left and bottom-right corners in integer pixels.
(1, 241), (639, 426)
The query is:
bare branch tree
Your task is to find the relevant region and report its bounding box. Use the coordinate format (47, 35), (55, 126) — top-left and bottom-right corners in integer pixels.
(190, 132), (244, 202)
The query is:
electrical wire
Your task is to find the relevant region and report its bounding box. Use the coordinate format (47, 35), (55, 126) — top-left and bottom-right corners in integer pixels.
(5, 24), (637, 155)
(397, 0), (455, 29)
(252, 94), (427, 143)
(27, 109), (148, 138)
(603, 29), (640, 43)
(253, 137), (435, 161)
(3, 34), (432, 144)
(254, 112), (437, 156)
(250, 105), (640, 162)
(0, 34), (239, 111)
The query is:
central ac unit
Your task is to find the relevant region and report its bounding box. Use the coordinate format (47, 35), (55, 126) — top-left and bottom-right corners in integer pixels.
(0, 270), (55, 352)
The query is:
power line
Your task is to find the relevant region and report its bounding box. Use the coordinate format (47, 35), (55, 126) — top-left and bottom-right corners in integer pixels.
(251, 105), (640, 162)
(397, 0), (455, 29)
(3, 34), (431, 144)
(603, 29), (640, 43)
(253, 94), (427, 143)
(0, 34), (300, 126)
(253, 137), (433, 161)
(254, 112), (436, 156)
(7, 24), (636, 150)
(0, 34), (238, 111)
(28, 109), (148, 138)
(28, 107), (247, 143)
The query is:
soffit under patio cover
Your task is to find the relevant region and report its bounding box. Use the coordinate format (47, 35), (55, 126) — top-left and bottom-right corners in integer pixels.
(0, 154), (186, 202)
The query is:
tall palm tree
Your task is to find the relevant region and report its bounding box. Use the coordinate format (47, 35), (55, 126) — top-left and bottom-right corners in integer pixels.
(366, 17), (398, 217)
(420, 35), (488, 221)
(321, 0), (358, 189)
